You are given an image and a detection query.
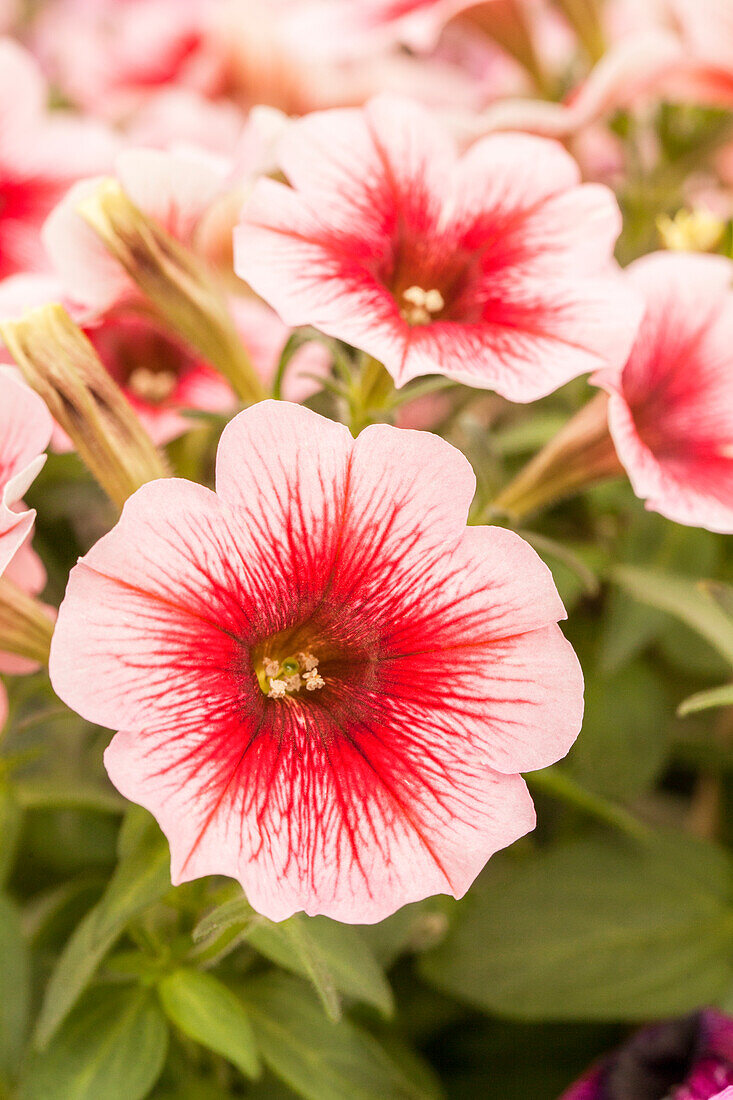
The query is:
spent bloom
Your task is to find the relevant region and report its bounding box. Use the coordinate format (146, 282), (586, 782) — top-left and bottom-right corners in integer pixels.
(235, 94), (641, 402)
(561, 1009), (733, 1099)
(50, 401), (583, 923)
(0, 370), (52, 578)
(593, 252), (733, 534)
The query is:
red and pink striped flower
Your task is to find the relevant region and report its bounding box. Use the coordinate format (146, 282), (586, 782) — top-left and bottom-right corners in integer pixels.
(593, 252), (733, 534)
(50, 401), (583, 922)
(235, 94), (641, 402)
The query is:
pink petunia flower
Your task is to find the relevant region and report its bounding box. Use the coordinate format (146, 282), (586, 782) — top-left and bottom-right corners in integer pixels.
(593, 252), (733, 534)
(6, 147), (327, 447)
(0, 38), (117, 279)
(50, 401), (583, 923)
(561, 1009), (733, 1099)
(0, 369), (52, 579)
(235, 95), (641, 402)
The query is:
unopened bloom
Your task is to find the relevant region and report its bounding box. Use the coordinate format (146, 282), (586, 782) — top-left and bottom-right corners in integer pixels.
(0, 370), (52, 578)
(0, 38), (116, 279)
(593, 252), (733, 534)
(235, 94), (641, 402)
(50, 401), (582, 923)
(561, 1009), (733, 1099)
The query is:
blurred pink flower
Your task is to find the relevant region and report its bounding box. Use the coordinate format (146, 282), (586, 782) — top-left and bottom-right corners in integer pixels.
(33, 0), (224, 120)
(593, 252), (733, 534)
(235, 94), (641, 401)
(27, 147), (326, 446)
(561, 1009), (733, 1099)
(0, 38), (117, 279)
(0, 369), (52, 578)
(50, 401), (582, 922)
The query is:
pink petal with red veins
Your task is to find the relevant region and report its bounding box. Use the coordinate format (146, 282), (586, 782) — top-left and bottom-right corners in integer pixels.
(0, 371), (52, 576)
(237, 96), (638, 400)
(51, 403), (581, 922)
(105, 718), (535, 924)
(595, 252), (733, 533)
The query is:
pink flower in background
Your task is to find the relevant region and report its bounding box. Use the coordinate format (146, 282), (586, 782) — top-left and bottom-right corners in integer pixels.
(593, 253), (733, 534)
(561, 1009), (733, 1099)
(0, 370), (52, 578)
(26, 147), (327, 446)
(235, 95), (640, 402)
(50, 401), (582, 923)
(32, 0), (224, 120)
(0, 38), (117, 279)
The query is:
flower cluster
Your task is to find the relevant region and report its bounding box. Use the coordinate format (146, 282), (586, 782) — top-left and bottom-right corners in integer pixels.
(1, 2), (733, 1096)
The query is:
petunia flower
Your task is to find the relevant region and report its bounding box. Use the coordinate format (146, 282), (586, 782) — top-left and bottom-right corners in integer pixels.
(235, 94), (641, 402)
(561, 1009), (733, 1099)
(50, 401), (583, 923)
(0, 37), (117, 279)
(593, 252), (733, 534)
(0, 369), (52, 579)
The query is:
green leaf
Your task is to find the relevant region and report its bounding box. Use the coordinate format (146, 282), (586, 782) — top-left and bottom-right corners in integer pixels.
(13, 778), (124, 814)
(22, 986), (168, 1100)
(0, 893), (30, 1077)
(242, 973), (437, 1100)
(158, 968), (259, 1079)
(0, 785), (22, 888)
(420, 831), (733, 1021)
(678, 682), (733, 716)
(35, 811), (170, 1048)
(194, 898), (394, 1017)
(612, 566), (733, 667)
(566, 662), (672, 801)
(250, 914), (394, 1019)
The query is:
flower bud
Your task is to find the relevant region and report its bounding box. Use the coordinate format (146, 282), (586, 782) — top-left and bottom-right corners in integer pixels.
(492, 392), (622, 521)
(0, 577), (54, 667)
(562, 1010), (733, 1099)
(77, 179), (267, 405)
(0, 304), (169, 510)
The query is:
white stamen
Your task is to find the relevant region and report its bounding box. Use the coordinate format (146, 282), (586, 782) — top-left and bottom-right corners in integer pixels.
(127, 367), (177, 404)
(284, 673), (302, 691)
(400, 285), (445, 326)
(263, 657), (281, 678)
(267, 678), (288, 699)
(298, 652), (319, 672)
(304, 671), (325, 691)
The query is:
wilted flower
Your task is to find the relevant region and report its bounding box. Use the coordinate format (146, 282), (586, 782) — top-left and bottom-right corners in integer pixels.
(561, 1009), (733, 1099)
(235, 94), (641, 401)
(593, 252), (733, 534)
(50, 401), (583, 923)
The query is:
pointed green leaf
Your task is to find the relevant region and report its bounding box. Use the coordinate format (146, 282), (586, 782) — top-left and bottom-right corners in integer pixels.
(420, 831), (733, 1021)
(34, 812), (170, 1048)
(249, 916), (393, 1018)
(22, 986), (167, 1100)
(612, 566), (733, 667)
(678, 682), (733, 716)
(158, 968), (259, 1079)
(243, 973), (437, 1100)
(0, 893), (30, 1077)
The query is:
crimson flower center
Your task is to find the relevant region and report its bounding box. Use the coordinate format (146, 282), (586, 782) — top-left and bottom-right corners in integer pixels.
(86, 312), (199, 406)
